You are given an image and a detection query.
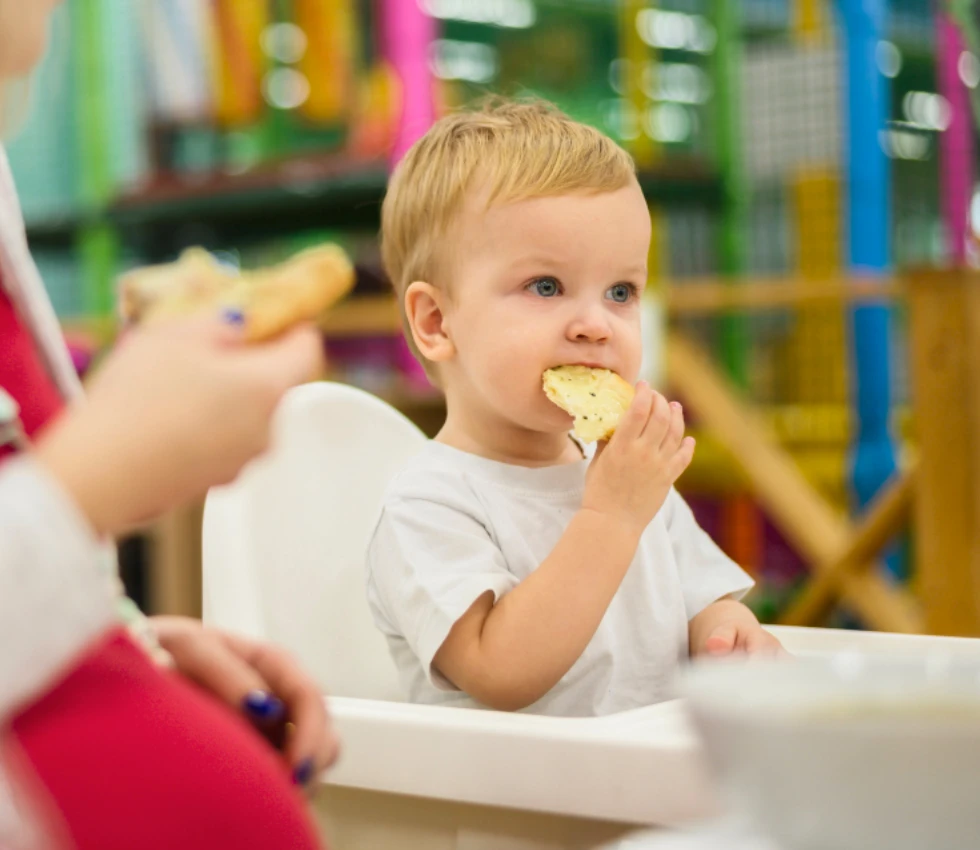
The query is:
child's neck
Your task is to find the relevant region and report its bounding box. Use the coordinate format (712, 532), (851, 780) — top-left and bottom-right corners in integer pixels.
(436, 398), (582, 468)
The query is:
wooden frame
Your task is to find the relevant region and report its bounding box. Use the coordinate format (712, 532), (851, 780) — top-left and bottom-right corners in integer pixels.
(664, 268), (980, 637)
(666, 333), (921, 634)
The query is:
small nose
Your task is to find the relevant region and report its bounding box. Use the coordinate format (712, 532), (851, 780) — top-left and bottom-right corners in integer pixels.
(566, 303), (611, 344)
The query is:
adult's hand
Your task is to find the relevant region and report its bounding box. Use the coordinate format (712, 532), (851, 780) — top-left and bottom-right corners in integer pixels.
(36, 318), (323, 536)
(152, 616), (339, 790)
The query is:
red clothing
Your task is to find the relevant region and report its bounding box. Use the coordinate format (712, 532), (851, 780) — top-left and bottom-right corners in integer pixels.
(0, 287), (63, 450)
(12, 632), (322, 850)
(0, 280), (323, 850)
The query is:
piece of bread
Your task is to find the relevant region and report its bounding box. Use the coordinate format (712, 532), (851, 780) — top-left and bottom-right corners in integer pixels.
(542, 365), (635, 443)
(119, 244), (355, 342)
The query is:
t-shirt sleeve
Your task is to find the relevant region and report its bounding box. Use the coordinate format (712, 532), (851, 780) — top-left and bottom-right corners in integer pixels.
(366, 495), (519, 691)
(663, 488), (755, 619)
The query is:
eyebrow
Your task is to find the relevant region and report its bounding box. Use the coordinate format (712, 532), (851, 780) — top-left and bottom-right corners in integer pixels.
(507, 258), (649, 278)
(506, 254), (566, 270)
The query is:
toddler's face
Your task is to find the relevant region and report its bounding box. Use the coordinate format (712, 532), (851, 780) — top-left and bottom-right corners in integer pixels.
(442, 180), (650, 436)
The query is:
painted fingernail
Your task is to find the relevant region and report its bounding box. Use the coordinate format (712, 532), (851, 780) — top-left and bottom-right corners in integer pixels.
(293, 757), (316, 787)
(222, 307), (246, 326)
(243, 690), (286, 722)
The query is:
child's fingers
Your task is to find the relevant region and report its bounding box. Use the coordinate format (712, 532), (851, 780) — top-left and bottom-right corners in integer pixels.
(744, 629), (788, 658)
(668, 436), (696, 480)
(612, 381), (652, 445)
(641, 391), (672, 445)
(704, 624), (738, 656)
(660, 401), (685, 453)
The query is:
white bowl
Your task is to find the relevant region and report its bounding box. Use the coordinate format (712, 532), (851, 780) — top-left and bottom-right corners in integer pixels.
(683, 653), (980, 850)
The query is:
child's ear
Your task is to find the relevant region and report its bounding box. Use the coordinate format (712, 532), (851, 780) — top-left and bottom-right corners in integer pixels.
(404, 281), (455, 363)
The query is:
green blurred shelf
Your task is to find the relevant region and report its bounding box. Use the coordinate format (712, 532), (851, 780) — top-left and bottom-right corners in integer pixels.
(25, 214), (92, 250)
(25, 152), (722, 257)
(106, 153), (389, 259)
(639, 159), (723, 205)
(112, 157), (386, 223)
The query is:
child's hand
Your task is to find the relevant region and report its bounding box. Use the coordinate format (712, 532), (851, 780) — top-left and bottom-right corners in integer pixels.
(581, 382), (694, 538)
(701, 622), (786, 657)
(690, 599), (788, 658)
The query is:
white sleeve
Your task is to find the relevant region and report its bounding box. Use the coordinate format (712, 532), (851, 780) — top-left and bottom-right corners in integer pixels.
(0, 457), (116, 721)
(663, 488), (755, 619)
(367, 496), (519, 690)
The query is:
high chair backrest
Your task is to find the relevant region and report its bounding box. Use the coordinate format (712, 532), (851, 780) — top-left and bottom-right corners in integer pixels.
(202, 381), (428, 701)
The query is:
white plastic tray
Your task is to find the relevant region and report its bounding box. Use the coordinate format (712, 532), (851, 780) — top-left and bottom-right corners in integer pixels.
(325, 697), (712, 827)
(316, 627), (980, 850)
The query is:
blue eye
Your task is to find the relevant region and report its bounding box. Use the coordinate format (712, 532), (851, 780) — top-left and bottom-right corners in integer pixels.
(529, 277), (561, 297)
(607, 283), (636, 303)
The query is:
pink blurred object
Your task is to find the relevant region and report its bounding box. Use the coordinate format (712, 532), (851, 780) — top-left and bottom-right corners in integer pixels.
(938, 13), (974, 265)
(379, 0), (438, 168)
(64, 337), (97, 378)
(379, 0), (437, 389)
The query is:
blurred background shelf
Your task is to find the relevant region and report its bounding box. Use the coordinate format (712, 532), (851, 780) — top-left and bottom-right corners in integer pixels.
(320, 293), (399, 338)
(107, 154), (390, 257)
(10, 0), (959, 627)
(28, 159), (723, 258)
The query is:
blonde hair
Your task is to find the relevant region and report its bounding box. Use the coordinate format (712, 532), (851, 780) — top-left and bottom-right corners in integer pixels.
(381, 97), (637, 373)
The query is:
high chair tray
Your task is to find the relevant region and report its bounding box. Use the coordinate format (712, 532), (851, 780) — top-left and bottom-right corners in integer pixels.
(321, 627), (980, 830)
(324, 696), (717, 828)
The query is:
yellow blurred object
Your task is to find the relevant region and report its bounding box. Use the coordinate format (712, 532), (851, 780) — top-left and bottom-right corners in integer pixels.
(209, 0), (269, 127)
(792, 0), (831, 44)
(350, 62), (401, 157)
(681, 429), (848, 505)
(295, 0), (357, 124)
(782, 170), (848, 406)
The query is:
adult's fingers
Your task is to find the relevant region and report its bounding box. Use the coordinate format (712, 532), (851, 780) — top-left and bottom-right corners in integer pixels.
(223, 633), (340, 786)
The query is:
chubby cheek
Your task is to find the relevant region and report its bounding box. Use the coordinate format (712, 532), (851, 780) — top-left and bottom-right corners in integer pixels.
(465, 311), (554, 410)
(615, 319), (644, 384)
(619, 348), (643, 385)
(480, 334), (545, 401)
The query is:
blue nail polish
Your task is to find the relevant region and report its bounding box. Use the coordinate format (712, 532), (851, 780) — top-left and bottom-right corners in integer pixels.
(293, 757), (316, 787)
(243, 690), (285, 721)
(222, 307), (246, 326)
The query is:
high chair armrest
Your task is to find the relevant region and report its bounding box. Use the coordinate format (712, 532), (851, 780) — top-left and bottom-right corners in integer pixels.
(323, 697), (718, 828)
(766, 625), (980, 658)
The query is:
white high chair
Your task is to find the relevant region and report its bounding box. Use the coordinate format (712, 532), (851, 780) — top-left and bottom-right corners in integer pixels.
(203, 381), (417, 701)
(203, 382), (980, 850)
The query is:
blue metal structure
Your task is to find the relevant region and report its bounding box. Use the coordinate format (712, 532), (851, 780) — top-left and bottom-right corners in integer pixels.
(836, 0), (901, 574)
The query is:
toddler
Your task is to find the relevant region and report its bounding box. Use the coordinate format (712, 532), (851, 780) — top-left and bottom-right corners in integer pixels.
(367, 99), (783, 716)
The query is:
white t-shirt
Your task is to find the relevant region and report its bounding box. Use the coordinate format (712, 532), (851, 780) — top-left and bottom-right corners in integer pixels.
(366, 440), (754, 717)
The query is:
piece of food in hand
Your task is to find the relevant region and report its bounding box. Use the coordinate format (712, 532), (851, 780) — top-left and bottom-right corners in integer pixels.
(119, 244), (355, 341)
(542, 366), (636, 443)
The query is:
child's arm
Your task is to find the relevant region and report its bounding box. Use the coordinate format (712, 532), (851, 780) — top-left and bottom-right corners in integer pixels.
(688, 598), (785, 657)
(433, 385), (694, 711)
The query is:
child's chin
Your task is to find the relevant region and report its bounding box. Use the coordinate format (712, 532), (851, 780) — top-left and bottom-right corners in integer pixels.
(538, 411), (575, 434)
